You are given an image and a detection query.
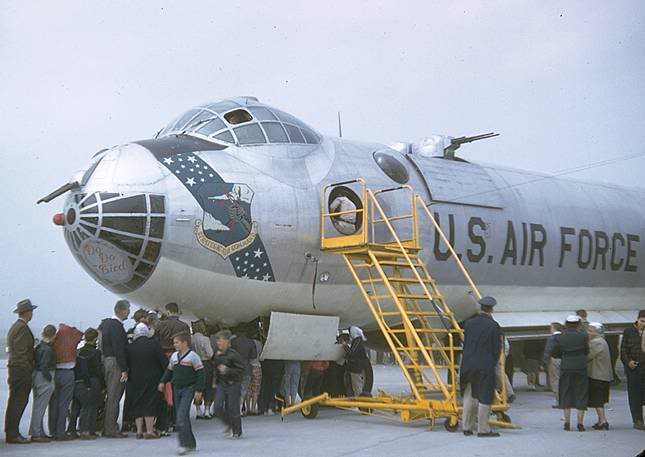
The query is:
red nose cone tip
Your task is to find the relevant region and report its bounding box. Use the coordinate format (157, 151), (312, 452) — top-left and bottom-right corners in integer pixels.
(53, 213), (65, 226)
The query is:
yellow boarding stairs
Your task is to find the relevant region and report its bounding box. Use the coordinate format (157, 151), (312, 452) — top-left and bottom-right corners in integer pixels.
(281, 179), (515, 431)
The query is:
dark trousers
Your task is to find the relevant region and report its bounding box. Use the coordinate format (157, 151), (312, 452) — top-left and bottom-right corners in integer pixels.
(304, 369), (325, 398)
(74, 378), (101, 433)
(259, 374), (282, 413)
(215, 383), (242, 436)
(625, 366), (645, 423)
(4, 366), (32, 439)
(49, 368), (75, 438)
(174, 385), (196, 449)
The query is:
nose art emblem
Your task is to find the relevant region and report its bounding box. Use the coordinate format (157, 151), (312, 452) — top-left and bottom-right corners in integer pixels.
(158, 153), (275, 282)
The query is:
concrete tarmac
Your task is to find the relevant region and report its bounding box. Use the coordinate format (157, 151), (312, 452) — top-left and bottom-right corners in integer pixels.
(1, 364), (643, 457)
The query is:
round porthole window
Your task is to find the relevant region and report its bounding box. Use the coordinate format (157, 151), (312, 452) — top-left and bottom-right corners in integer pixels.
(373, 150), (409, 184)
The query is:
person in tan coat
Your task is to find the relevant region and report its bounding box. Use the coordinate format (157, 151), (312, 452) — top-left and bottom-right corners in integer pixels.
(4, 299), (37, 444)
(587, 322), (612, 430)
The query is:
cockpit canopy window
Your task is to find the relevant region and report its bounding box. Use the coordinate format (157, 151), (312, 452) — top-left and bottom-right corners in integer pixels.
(157, 98), (321, 147)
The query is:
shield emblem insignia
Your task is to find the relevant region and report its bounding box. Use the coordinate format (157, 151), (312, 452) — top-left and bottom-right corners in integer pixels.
(194, 182), (257, 258)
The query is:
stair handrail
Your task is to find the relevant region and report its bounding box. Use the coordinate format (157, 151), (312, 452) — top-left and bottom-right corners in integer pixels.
(414, 195), (482, 300)
(366, 188), (453, 400)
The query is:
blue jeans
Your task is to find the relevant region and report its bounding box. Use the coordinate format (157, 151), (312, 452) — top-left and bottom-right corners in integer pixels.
(214, 383), (242, 436)
(282, 361), (300, 404)
(48, 369), (75, 438)
(174, 385), (196, 449)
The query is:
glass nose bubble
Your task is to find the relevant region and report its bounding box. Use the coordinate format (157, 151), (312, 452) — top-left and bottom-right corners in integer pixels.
(62, 192), (166, 294)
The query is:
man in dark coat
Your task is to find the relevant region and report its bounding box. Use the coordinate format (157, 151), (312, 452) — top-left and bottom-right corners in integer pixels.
(156, 303), (190, 353)
(98, 299), (130, 438)
(4, 299), (37, 444)
(460, 296), (502, 438)
(620, 309), (645, 430)
(212, 330), (246, 438)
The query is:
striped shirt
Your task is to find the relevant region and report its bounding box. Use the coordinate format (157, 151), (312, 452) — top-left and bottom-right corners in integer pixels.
(160, 349), (205, 391)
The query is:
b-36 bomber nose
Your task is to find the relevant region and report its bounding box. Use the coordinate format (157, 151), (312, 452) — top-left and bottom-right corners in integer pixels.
(60, 143), (168, 294)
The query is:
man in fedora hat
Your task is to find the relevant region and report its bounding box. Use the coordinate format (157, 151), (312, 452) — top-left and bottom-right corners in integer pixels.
(460, 296), (503, 438)
(4, 298), (37, 444)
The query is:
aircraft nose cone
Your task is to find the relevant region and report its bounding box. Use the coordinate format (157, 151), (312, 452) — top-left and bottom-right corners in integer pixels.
(61, 144), (168, 294)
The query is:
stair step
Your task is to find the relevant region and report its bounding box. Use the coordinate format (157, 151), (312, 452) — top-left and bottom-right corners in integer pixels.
(360, 277), (434, 285)
(377, 260), (423, 267)
(379, 311), (452, 317)
(389, 328), (461, 335)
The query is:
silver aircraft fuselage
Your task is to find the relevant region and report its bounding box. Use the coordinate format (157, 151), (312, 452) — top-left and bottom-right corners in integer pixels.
(58, 97), (645, 336)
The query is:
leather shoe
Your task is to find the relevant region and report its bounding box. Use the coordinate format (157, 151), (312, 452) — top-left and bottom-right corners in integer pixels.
(6, 435), (30, 444)
(103, 432), (128, 438)
(477, 432), (500, 438)
(633, 421), (645, 430)
(463, 430), (473, 436)
(30, 436), (51, 443)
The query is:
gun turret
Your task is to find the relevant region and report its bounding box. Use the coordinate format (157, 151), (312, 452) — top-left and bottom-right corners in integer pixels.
(443, 132), (499, 160)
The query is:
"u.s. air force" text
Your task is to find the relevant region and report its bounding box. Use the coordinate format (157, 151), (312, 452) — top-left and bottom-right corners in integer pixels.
(432, 214), (640, 273)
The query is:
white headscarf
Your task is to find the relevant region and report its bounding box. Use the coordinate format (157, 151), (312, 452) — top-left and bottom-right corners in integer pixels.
(133, 322), (152, 340)
(349, 325), (366, 342)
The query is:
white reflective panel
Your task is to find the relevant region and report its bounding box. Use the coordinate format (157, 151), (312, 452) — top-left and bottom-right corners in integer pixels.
(262, 122), (289, 143)
(214, 130), (235, 143)
(196, 117), (226, 136)
(204, 100), (240, 113)
(233, 123), (266, 144)
(284, 124), (305, 143)
(249, 106), (278, 121)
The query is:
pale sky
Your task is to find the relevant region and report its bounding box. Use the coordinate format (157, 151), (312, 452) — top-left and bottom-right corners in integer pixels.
(1, 1), (644, 333)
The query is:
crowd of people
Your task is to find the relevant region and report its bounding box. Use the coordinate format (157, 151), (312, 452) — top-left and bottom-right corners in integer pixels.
(3, 299), (375, 455)
(4, 297), (645, 451)
(459, 297), (645, 437)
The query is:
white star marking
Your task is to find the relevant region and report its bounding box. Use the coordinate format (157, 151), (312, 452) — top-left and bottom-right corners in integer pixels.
(245, 252), (249, 257)
(189, 168), (194, 172)
(175, 170), (181, 174)
(186, 177), (196, 187)
(181, 164), (186, 169)
(163, 157), (174, 165)
(263, 262), (267, 266)
(178, 158), (183, 162)
(200, 178), (205, 182)
(187, 156), (197, 163)
(209, 173), (214, 177)
(262, 273), (271, 281)
(253, 248), (263, 258)
(235, 257), (239, 261)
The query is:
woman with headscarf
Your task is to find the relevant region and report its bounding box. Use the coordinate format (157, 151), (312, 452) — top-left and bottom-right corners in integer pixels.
(344, 326), (370, 396)
(587, 322), (612, 430)
(126, 322), (168, 439)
